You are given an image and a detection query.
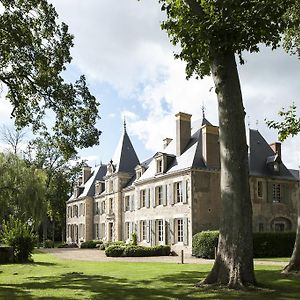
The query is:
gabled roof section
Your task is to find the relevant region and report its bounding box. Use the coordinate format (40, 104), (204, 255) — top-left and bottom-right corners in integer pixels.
(249, 129), (296, 180)
(112, 128), (139, 174)
(68, 164), (107, 202)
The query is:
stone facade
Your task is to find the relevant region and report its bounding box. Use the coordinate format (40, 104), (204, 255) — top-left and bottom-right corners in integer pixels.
(66, 112), (299, 254)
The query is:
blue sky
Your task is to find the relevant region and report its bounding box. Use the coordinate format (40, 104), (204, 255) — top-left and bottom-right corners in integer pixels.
(0, 0), (299, 169)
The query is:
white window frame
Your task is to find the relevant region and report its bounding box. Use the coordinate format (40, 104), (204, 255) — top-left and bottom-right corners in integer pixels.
(174, 182), (183, 203)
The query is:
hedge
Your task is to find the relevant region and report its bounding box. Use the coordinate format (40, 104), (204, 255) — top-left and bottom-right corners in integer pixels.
(80, 240), (103, 249)
(105, 245), (171, 257)
(192, 231), (296, 258)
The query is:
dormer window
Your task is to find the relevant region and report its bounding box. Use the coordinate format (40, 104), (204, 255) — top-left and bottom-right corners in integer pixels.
(273, 162), (279, 173)
(136, 170), (142, 179)
(135, 164), (146, 180)
(266, 155), (281, 174)
(156, 158), (163, 174)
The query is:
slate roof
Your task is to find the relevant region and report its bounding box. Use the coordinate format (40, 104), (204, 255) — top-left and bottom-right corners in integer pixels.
(249, 129), (297, 180)
(68, 164), (107, 202)
(112, 128), (139, 174)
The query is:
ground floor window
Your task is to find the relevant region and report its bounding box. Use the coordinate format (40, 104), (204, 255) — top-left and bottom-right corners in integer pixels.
(94, 224), (99, 239)
(157, 220), (164, 242)
(176, 219), (184, 243)
(140, 220), (146, 241)
(125, 222), (130, 240)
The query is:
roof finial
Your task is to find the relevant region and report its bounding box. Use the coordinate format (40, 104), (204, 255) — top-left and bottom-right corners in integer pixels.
(201, 102), (206, 120)
(123, 117), (127, 132)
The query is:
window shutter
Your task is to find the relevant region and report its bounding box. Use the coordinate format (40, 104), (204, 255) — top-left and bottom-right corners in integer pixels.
(146, 189), (150, 208)
(130, 195), (134, 211)
(283, 184), (290, 205)
(151, 220), (156, 245)
(136, 221), (140, 242)
(129, 222), (133, 239)
(123, 197), (126, 212)
(183, 217), (188, 245)
(162, 219), (166, 245)
(136, 190), (140, 209)
(169, 184), (174, 205)
(146, 220), (151, 243)
(182, 180), (188, 203)
(132, 195), (135, 210)
(169, 218), (175, 245)
(162, 185), (167, 206)
(267, 182), (273, 203)
(152, 187), (156, 207)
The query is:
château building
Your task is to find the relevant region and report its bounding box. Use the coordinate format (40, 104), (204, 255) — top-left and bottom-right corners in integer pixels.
(66, 112), (299, 254)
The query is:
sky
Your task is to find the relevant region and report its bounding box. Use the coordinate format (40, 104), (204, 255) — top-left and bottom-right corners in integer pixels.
(0, 0), (299, 170)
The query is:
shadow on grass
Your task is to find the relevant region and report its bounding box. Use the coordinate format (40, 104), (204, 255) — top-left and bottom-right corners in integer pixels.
(1, 269), (300, 299)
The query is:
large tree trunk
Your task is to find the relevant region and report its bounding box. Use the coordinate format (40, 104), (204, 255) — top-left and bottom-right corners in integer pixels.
(202, 51), (256, 288)
(282, 188), (300, 273)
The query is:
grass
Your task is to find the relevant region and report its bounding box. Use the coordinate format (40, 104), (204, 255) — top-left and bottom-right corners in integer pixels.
(255, 257), (290, 262)
(0, 253), (300, 299)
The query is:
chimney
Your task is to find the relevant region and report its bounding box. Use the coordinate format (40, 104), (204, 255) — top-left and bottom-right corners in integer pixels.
(176, 112), (191, 156)
(270, 142), (281, 158)
(163, 138), (173, 149)
(82, 165), (92, 184)
(202, 124), (220, 168)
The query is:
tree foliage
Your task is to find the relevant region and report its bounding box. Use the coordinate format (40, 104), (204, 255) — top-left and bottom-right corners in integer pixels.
(160, 0), (299, 78)
(266, 103), (300, 141)
(0, 0), (101, 158)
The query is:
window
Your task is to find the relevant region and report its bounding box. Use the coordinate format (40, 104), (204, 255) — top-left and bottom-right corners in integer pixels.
(176, 219), (184, 243)
(257, 181), (263, 198)
(155, 186), (163, 206)
(94, 224), (99, 239)
(136, 170), (142, 179)
(258, 223), (264, 232)
(125, 222), (130, 240)
(140, 189), (146, 208)
(272, 184), (281, 202)
(156, 158), (163, 173)
(100, 223), (105, 239)
(101, 201), (106, 214)
(109, 198), (113, 214)
(125, 196), (130, 211)
(94, 202), (100, 215)
(157, 220), (164, 242)
(275, 223), (285, 232)
(174, 182), (183, 203)
(140, 220), (146, 241)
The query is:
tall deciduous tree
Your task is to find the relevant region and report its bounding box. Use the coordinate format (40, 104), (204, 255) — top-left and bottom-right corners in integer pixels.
(0, 0), (101, 159)
(267, 104), (300, 273)
(158, 0), (299, 288)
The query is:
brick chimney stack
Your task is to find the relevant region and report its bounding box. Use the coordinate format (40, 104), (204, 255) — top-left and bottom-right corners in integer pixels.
(82, 165), (92, 184)
(270, 142), (281, 158)
(175, 112), (192, 156)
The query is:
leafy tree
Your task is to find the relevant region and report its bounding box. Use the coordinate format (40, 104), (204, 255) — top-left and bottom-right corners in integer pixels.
(157, 0), (299, 288)
(266, 103), (300, 273)
(0, 152), (47, 223)
(1, 216), (37, 263)
(0, 0), (101, 159)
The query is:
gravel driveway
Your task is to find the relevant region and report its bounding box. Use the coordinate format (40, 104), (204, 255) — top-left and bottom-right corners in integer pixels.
(40, 248), (287, 266)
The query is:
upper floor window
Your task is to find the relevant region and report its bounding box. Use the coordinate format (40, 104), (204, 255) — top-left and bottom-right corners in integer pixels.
(109, 198), (113, 213)
(272, 183), (281, 202)
(94, 202), (100, 215)
(174, 182), (183, 203)
(140, 189), (146, 208)
(125, 196), (130, 211)
(257, 181), (263, 198)
(136, 170), (142, 179)
(155, 186), (163, 206)
(101, 200), (106, 214)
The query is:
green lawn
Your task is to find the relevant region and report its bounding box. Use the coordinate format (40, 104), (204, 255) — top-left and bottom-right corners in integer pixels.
(0, 253), (300, 299)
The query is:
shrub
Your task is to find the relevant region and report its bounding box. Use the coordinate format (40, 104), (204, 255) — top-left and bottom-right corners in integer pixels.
(105, 244), (171, 257)
(43, 239), (54, 248)
(98, 243), (105, 250)
(131, 232), (137, 246)
(102, 241), (125, 250)
(1, 216), (37, 263)
(105, 245), (126, 257)
(80, 240), (103, 249)
(192, 231), (219, 258)
(253, 232), (295, 258)
(57, 243), (78, 248)
(0, 246), (14, 263)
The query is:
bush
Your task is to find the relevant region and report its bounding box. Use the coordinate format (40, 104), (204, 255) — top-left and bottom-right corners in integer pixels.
(80, 240), (103, 249)
(0, 246), (14, 263)
(43, 239), (54, 248)
(253, 232), (295, 258)
(101, 241), (125, 250)
(105, 244), (171, 257)
(1, 216), (37, 263)
(192, 230), (296, 258)
(105, 245), (126, 257)
(131, 232), (137, 246)
(98, 243), (105, 250)
(192, 231), (219, 258)
(57, 243), (78, 248)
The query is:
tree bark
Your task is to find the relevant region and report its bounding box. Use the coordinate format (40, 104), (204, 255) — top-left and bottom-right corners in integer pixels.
(201, 51), (256, 288)
(282, 187), (300, 273)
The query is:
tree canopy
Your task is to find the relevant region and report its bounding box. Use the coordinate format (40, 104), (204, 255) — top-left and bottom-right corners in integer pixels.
(0, 0), (101, 158)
